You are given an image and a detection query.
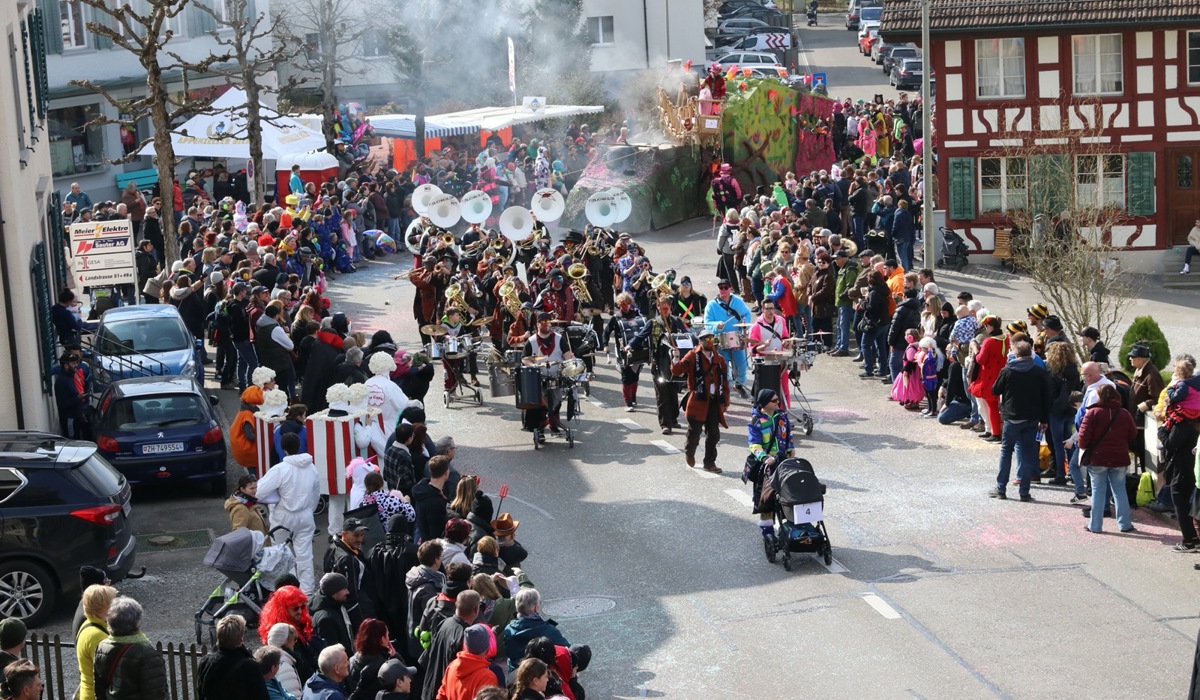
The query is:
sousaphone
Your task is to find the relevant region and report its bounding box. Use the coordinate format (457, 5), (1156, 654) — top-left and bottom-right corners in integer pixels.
(460, 189), (493, 224)
(498, 206), (534, 241)
(427, 194), (462, 229)
(412, 183), (442, 215)
(531, 188), (565, 222)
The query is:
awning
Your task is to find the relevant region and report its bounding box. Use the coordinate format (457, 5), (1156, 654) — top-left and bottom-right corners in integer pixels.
(432, 104), (605, 132)
(369, 114), (480, 139)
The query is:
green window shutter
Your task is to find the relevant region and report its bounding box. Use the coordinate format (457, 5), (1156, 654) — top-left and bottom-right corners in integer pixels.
(48, 193), (68, 292)
(29, 11), (49, 119)
(948, 157), (976, 221)
(190, 1), (218, 36)
(1127, 152), (1155, 217)
(1030, 154), (1070, 216)
(38, 0), (62, 55)
(31, 243), (54, 394)
(21, 19), (36, 131)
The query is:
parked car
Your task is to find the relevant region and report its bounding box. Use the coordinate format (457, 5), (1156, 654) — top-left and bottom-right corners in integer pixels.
(892, 59), (924, 89)
(713, 50), (784, 69)
(718, 17), (769, 34)
(883, 45), (920, 75)
(871, 39), (896, 63)
(92, 304), (201, 393)
(858, 20), (880, 43)
(858, 5), (884, 25)
(858, 28), (880, 55)
(0, 431), (137, 627)
(727, 5), (785, 22)
(92, 376), (227, 494)
(846, 0), (882, 29)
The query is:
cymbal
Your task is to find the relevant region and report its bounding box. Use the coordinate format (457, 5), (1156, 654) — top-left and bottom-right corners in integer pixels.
(471, 316), (494, 327)
(759, 350), (790, 357)
(732, 323), (754, 328)
(421, 324), (448, 337)
(546, 318), (571, 324)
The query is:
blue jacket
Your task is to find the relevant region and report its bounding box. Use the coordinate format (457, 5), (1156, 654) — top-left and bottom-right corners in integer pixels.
(703, 294), (752, 334)
(891, 208), (916, 243)
(266, 677), (297, 700)
(300, 673), (346, 700)
(503, 615), (569, 670)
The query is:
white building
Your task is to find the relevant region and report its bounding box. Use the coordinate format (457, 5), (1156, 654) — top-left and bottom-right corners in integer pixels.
(583, 0), (706, 76)
(1, 1), (65, 432)
(42, 0), (274, 203)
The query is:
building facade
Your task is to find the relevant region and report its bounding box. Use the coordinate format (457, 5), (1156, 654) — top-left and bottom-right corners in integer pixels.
(1, 0), (67, 431)
(883, 1), (1200, 269)
(583, 0), (706, 76)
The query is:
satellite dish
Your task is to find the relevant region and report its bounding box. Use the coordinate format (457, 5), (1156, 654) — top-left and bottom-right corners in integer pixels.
(426, 194), (461, 229)
(531, 188), (565, 222)
(412, 183), (442, 215)
(460, 190), (493, 224)
(585, 192), (618, 228)
(607, 189), (632, 223)
(498, 206), (534, 241)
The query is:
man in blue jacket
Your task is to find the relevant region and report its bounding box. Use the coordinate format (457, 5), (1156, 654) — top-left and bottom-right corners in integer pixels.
(890, 199), (916, 272)
(702, 280), (752, 399)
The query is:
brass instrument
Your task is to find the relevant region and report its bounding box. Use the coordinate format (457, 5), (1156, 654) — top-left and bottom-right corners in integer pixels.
(567, 262), (591, 303)
(649, 273), (672, 297)
(444, 283), (469, 313)
(439, 232), (457, 247)
(498, 279), (522, 317)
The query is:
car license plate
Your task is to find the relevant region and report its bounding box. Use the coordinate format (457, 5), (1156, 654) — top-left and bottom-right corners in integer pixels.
(142, 442), (184, 455)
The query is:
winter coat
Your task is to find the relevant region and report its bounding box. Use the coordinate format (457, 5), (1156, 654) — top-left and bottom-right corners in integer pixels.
(225, 493), (270, 538)
(76, 617), (109, 700)
(992, 357), (1052, 424)
(420, 616), (469, 700)
(411, 479), (449, 544)
(300, 672), (347, 700)
(670, 348), (730, 425)
(1049, 362), (1082, 417)
(93, 633), (168, 700)
(329, 537), (376, 627)
(834, 260), (860, 308)
(173, 285), (207, 339)
(886, 297), (922, 349)
(256, 316), (294, 376)
(346, 652), (387, 700)
(863, 282), (891, 327)
(503, 615), (569, 671)
(404, 565), (445, 658)
(435, 652), (500, 700)
(274, 647), (303, 698)
(808, 266), (836, 318)
(383, 441), (415, 496)
(311, 592), (355, 654)
(1077, 398), (1138, 467)
(196, 646), (270, 700)
(365, 531), (419, 642)
(969, 335), (1006, 399)
(301, 336), (342, 412)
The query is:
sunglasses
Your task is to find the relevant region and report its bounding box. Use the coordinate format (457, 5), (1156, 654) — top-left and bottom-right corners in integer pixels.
(718, 285), (732, 290)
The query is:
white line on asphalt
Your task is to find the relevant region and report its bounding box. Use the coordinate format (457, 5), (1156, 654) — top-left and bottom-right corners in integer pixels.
(506, 495), (555, 520)
(692, 467), (719, 480)
(617, 418), (642, 430)
(862, 593), (901, 619)
(686, 226), (714, 238)
(822, 556), (849, 574)
(795, 36), (811, 75)
(724, 489), (754, 507)
(587, 399), (606, 409)
(649, 439), (680, 454)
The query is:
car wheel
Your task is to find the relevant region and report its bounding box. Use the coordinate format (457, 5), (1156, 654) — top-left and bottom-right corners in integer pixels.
(0, 560), (58, 628)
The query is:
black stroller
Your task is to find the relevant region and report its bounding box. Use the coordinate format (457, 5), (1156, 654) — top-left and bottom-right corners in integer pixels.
(763, 458), (832, 571)
(937, 226), (970, 271)
(195, 526), (295, 644)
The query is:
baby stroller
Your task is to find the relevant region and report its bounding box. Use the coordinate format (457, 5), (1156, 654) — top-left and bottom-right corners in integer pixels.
(763, 458), (831, 571)
(937, 226), (970, 271)
(195, 526), (296, 644)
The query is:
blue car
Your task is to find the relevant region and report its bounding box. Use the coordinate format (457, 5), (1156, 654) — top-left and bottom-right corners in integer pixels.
(92, 305), (201, 392)
(93, 376), (227, 494)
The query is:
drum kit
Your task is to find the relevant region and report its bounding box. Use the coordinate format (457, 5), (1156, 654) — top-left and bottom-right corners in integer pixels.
(420, 323), (485, 408)
(513, 355), (584, 450)
(749, 339), (818, 435)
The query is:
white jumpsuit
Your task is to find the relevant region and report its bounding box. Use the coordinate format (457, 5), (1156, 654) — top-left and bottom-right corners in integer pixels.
(256, 453), (322, 595)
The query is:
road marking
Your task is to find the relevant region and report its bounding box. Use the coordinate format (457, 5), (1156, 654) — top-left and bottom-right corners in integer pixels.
(795, 36), (811, 74)
(617, 418), (642, 430)
(686, 226), (714, 238)
(862, 593), (901, 619)
(506, 495), (554, 520)
(649, 439), (680, 454)
(822, 556), (849, 574)
(724, 488), (754, 507)
(587, 398), (606, 409)
(691, 466), (720, 479)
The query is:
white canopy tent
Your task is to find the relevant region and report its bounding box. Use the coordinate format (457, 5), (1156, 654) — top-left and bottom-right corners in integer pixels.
(431, 104), (605, 132)
(140, 88), (327, 159)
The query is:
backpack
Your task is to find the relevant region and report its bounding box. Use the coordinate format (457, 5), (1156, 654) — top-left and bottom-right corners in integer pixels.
(1105, 369), (1136, 418)
(1135, 471), (1156, 507)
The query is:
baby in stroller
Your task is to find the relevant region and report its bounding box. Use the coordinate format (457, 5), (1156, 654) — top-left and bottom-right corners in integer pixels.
(759, 458), (832, 571)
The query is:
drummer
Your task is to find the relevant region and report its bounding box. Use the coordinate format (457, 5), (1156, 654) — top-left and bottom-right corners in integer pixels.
(439, 306), (481, 389)
(521, 312), (575, 444)
(533, 268), (577, 321)
(674, 276), (707, 322)
(602, 292), (646, 411)
(630, 296), (691, 434)
(703, 278), (753, 400)
(747, 300), (794, 409)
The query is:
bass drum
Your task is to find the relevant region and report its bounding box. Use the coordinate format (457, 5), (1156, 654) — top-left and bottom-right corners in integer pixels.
(619, 318), (649, 365)
(488, 363), (515, 398)
(514, 366), (544, 409)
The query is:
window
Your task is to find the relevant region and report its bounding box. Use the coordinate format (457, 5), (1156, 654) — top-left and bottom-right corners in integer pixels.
(0, 468), (27, 505)
(60, 0), (86, 50)
(1073, 34), (1122, 95)
(1189, 31), (1200, 85)
(979, 157), (1027, 213)
(587, 16), (614, 46)
(976, 38), (1024, 98)
(9, 32), (27, 153)
(304, 32), (322, 62)
(48, 104), (105, 176)
(1075, 154), (1125, 209)
(362, 28), (388, 59)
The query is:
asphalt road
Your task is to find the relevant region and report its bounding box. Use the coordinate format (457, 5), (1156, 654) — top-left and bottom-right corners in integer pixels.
(35, 20), (1200, 698)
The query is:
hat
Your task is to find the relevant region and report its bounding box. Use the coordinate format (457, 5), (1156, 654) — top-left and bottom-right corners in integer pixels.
(209, 271), (224, 285)
(1027, 303), (1049, 320)
(1128, 343), (1151, 359)
(858, 248), (875, 258)
(251, 284), (267, 295)
(697, 328), (716, 340)
(377, 659), (418, 687)
(1079, 326), (1101, 340)
(319, 572), (349, 596)
(491, 512), (519, 536)
(535, 311), (552, 322)
(755, 388), (778, 408)
(922, 282), (939, 296)
(463, 624), (490, 655)
(342, 517), (369, 533)
(0, 617), (26, 649)
(1006, 321), (1028, 335)
(717, 278), (732, 288)
(569, 644), (592, 672)
(232, 281), (248, 295)
(240, 386), (264, 405)
(834, 249), (849, 259)
(679, 276), (692, 285)
(1042, 315), (1064, 332)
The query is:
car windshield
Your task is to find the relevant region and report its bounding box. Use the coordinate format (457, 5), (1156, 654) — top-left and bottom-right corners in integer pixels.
(97, 318), (190, 355)
(861, 7), (883, 20)
(893, 48), (918, 58)
(102, 394), (206, 431)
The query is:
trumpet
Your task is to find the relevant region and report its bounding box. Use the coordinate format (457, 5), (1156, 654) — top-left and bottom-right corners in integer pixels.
(439, 231), (457, 247)
(567, 262), (591, 304)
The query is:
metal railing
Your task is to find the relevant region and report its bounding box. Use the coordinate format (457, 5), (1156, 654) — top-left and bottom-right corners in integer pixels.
(21, 633), (210, 700)
(78, 332), (172, 399)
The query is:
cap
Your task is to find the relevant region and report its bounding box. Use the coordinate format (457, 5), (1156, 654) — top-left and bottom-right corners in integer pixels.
(1027, 303), (1049, 320)
(342, 517), (369, 533)
(463, 624), (490, 655)
(0, 617), (27, 649)
(536, 311), (552, 322)
(1042, 315), (1064, 332)
(717, 278), (732, 289)
(1079, 326), (1101, 340)
(697, 328), (716, 339)
(251, 285), (267, 295)
(679, 276), (692, 285)
(1128, 343), (1151, 359)
(319, 572), (349, 596)
(834, 249), (849, 259)
(232, 281), (248, 295)
(377, 659), (418, 686)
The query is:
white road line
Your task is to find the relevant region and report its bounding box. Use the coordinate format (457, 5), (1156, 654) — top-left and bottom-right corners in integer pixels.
(692, 467), (720, 480)
(686, 226), (714, 238)
(649, 439), (680, 454)
(795, 36), (811, 74)
(617, 418), (642, 429)
(822, 556), (849, 574)
(506, 495), (555, 520)
(587, 399), (606, 409)
(862, 593), (901, 619)
(724, 489), (754, 507)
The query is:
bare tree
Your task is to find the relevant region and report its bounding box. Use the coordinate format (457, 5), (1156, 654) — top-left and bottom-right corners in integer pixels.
(195, 0), (302, 206)
(275, 0), (367, 153)
(981, 96), (1140, 351)
(70, 0), (232, 269)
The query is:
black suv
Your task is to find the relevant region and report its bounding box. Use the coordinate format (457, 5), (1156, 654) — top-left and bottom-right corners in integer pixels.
(0, 432), (136, 627)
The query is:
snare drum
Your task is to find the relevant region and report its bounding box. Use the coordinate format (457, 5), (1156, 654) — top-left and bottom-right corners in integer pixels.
(514, 366), (544, 409)
(427, 342), (444, 360)
(561, 358), (587, 379)
(444, 336), (462, 356)
(720, 331), (745, 350)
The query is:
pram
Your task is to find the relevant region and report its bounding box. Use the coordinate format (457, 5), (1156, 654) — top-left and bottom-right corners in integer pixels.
(763, 458), (832, 571)
(936, 226), (970, 271)
(195, 526), (296, 644)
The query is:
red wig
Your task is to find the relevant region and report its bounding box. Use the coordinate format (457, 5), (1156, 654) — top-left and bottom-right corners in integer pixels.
(258, 585), (313, 645)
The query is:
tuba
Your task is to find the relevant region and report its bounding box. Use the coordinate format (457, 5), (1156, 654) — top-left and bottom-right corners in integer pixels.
(649, 273), (672, 297)
(567, 262), (592, 304)
(444, 283), (469, 313)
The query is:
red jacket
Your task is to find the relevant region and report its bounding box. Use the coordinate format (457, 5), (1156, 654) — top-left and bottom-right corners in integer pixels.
(1077, 399), (1137, 467)
(436, 651), (499, 700)
(968, 336), (1006, 399)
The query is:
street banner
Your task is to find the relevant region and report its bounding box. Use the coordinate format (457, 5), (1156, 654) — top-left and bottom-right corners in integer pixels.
(508, 37), (516, 99)
(69, 219), (136, 287)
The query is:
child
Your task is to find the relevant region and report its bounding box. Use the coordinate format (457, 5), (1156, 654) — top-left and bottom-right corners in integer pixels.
(273, 404), (307, 462)
(918, 336), (941, 416)
(891, 328), (926, 409)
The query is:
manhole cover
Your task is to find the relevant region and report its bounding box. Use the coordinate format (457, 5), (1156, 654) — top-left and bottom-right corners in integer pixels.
(542, 597), (616, 620)
(135, 529), (214, 551)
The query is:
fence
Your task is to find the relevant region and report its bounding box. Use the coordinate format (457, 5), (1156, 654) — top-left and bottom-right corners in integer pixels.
(22, 633), (210, 700)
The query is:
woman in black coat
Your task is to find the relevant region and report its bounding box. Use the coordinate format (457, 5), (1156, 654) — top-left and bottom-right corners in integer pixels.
(860, 271), (891, 378)
(807, 254), (837, 349)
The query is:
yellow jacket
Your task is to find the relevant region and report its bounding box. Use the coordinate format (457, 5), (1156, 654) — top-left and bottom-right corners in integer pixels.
(76, 616), (108, 700)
